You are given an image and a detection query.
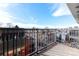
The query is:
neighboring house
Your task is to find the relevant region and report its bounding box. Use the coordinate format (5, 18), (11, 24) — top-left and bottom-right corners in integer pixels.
(69, 27), (79, 48)
(56, 29), (69, 43)
(69, 27), (79, 42)
(61, 32), (67, 43)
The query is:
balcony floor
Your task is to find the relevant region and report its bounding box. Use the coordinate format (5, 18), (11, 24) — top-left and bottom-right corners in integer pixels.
(40, 43), (79, 56)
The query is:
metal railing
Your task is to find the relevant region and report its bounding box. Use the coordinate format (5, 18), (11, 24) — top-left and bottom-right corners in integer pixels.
(0, 28), (56, 56)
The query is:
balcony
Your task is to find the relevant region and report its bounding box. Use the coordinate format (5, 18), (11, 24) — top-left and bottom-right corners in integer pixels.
(0, 27), (79, 56)
(0, 28), (56, 56)
(40, 43), (79, 56)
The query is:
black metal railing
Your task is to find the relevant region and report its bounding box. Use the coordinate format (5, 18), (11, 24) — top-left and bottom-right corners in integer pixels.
(0, 28), (56, 56)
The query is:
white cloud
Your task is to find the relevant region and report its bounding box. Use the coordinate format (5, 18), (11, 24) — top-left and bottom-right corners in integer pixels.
(0, 3), (43, 28)
(0, 3), (40, 28)
(0, 11), (14, 23)
(0, 3), (9, 8)
(52, 4), (72, 16)
(0, 3), (14, 27)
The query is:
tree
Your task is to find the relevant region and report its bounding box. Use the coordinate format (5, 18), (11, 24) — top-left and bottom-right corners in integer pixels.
(15, 25), (19, 28)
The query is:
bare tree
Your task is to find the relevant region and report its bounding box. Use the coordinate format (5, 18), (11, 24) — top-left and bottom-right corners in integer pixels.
(6, 23), (13, 28)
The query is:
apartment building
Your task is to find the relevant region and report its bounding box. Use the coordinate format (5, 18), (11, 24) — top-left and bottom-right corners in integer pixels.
(69, 27), (79, 42)
(68, 27), (79, 48)
(56, 28), (69, 43)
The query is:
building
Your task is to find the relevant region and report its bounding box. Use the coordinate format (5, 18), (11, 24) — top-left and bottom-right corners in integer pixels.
(67, 4), (79, 48)
(68, 27), (79, 48)
(69, 27), (79, 42)
(67, 3), (79, 24)
(56, 28), (69, 43)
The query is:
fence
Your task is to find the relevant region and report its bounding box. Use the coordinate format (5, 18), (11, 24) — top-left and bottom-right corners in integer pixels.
(0, 28), (56, 56)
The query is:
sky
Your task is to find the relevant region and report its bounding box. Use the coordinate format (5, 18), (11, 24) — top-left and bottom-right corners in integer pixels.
(0, 3), (79, 28)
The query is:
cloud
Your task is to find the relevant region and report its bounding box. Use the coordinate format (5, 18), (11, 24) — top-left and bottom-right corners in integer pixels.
(0, 11), (14, 23)
(0, 3), (38, 28)
(0, 3), (9, 8)
(52, 4), (72, 16)
(0, 3), (14, 27)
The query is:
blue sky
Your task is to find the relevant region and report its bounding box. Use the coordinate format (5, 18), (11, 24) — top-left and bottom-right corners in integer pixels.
(0, 3), (79, 28)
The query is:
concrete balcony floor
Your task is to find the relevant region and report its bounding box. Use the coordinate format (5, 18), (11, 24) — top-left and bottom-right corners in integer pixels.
(40, 43), (79, 56)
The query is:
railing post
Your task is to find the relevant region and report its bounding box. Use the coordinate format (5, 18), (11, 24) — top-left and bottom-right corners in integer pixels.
(36, 29), (38, 55)
(12, 33), (15, 56)
(7, 31), (9, 56)
(2, 32), (5, 56)
(14, 31), (17, 56)
(24, 31), (26, 56)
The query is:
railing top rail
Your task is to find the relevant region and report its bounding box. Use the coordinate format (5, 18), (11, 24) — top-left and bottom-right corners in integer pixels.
(0, 27), (56, 30)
